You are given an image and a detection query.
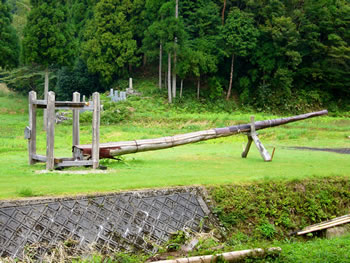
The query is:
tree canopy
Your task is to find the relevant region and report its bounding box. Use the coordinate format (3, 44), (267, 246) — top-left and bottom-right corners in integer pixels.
(22, 0), (74, 68)
(0, 0), (19, 69)
(2, 0), (350, 111)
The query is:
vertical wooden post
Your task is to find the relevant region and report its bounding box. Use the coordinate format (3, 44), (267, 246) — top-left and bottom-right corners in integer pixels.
(46, 91), (55, 170)
(43, 68), (49, 131)
(28, 91), (37, 164)
(72, 92), (80, 149)
(92, 92), (100, 169)
(250, 116), (256, 134)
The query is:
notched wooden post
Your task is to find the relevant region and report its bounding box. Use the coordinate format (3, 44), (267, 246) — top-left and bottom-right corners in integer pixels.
(28, 91), (37, 165)
(72, 92), (80, 150)
(46, 91), (55, 170)
(92, 92), (100, 169)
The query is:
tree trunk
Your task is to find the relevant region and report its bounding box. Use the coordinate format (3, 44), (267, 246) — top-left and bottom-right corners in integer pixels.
(159, 43), (162, 89)
(197, 77), (200, 99)
(43, 68), (49, 130)
(226, 53), (234, 100)
(168, 52), (172, 103)
(172, 0), (179, 98)
(143, 54), (147, 67)
(172, 52), (176, 98)
(222, 0), (226, 25)
(180, 79), (183, 98)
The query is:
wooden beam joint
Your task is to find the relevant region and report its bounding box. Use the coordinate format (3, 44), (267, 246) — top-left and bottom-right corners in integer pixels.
(241, 116), (273, 162)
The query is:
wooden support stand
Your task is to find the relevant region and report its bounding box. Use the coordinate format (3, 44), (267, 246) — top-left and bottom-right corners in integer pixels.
(241, 116), (274, 162)
(25, 91), (100, 170)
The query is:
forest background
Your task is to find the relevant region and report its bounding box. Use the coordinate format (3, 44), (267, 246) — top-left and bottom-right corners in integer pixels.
(0, 0), (349, 113)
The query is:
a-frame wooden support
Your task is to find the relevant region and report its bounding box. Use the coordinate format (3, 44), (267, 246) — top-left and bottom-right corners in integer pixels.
(241, 116), (275, 162)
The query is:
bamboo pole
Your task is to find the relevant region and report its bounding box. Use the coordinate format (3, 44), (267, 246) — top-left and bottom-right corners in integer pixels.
(150, 247), (281, 263)
(74, 110), (328, 159)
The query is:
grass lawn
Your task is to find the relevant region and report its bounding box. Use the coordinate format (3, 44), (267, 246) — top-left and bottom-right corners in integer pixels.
(0, 89), (349, 199)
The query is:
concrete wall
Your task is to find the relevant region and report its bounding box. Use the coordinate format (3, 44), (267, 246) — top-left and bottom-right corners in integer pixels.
(0, 187), (213, 260)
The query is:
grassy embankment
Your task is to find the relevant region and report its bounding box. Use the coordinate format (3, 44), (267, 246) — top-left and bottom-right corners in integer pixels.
(0, 79), (349, 199)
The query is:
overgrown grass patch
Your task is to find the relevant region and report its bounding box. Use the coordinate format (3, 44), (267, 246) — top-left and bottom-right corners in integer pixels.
(210, 177), (350, 241)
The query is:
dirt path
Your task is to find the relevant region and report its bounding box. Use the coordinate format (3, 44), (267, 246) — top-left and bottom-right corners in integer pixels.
(288, 146), (350, 155)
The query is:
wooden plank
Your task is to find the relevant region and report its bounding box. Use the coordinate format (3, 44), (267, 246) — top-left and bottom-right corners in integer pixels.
(34, 100), (86, 109)
(72, 92), (80, 148)
(296, 215), (350, 235)
(28, 91), (37, 165)
(46, 91), (55, 170)
(56, 160), (93, 168)
(92, 92), (100, 169)
(32, 154), (47, 162)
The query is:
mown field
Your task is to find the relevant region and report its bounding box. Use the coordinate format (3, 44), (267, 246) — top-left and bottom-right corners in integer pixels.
(0, 81), (350, 199)
(1, 82), (350, 262)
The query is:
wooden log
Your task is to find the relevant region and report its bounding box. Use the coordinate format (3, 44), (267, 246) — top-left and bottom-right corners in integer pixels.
(46, 91), (55, 170)
(72, 92), (80, 148)
(74, 110), (328, 159)
(92, 92), (100, 169)
(28, 91), (37, 165)
(150, 247), (281, 263)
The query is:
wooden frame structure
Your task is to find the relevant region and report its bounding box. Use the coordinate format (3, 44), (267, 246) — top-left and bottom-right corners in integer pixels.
(241, 116), (275, 162)
(25, 91), (101, 170)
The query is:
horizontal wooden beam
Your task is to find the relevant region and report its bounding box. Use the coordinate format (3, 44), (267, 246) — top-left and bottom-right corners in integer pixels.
(56, 160), (93, 168)
(32, 154), (47, 162)
(33, 100), (87, 109)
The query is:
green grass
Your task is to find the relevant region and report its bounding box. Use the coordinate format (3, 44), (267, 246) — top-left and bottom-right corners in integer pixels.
(0, 85), (349, 199)
(274, 235), (350, 263)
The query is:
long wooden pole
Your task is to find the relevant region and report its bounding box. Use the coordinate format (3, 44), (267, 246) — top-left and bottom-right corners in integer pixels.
(74, 110), (328, 159)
